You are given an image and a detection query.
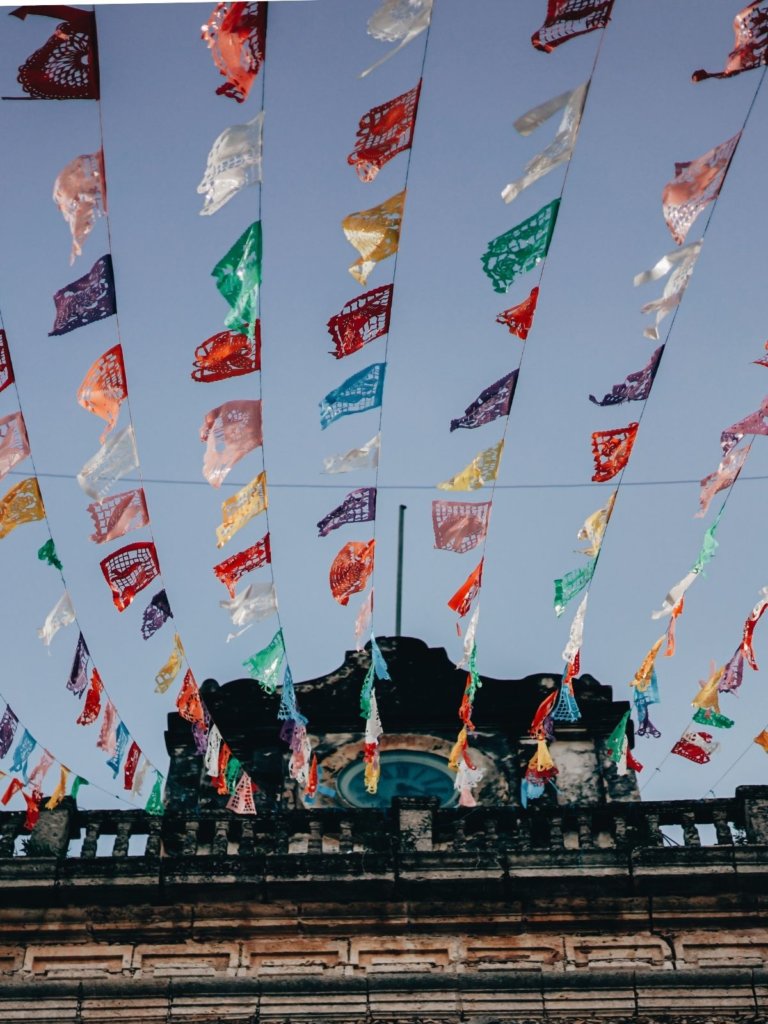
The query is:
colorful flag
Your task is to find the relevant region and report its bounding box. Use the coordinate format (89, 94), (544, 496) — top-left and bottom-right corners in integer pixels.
(198, 112), (263, 215)
(634, 241), (703, 341)
(213, 534), (271, 597)
(124, 742), (141, 791)
(690, 510), (722, 575)
(589, 347), (663, 406)
(361, 0), (432, 77)
(0, 477), (44, 539)
(0, 706), (19, 759)
(693, 2), (768, 82)
(0, 412), (29, 482)
(37, 538), (62, 570)
(12, 6), (99, 99)
(590, 423), (639, 482)
(755, 728), (768, 752)
(204, 725), (223, 777)
(216, 471), (268, 548)
(348, 81), (421, 181)
(481, 199), (560, 293)
(721, 397), (768, 456)
(652, 570), (699, 620)
(630, 637), (665, 692)
(691, 666), (724, 712)
(37, 589), (75, 643)
(176, 670), (206, 728)
(77, 425), (139, 503)
(220, 581), (277, 633)
(49, 255), (115, 336)
(671, 730), (718, 764)
(9, 729), (36, 779)
(720, 648), (745, 694)
(327, 285), (393, 360)
(100, 542), (160, 612)
(200, 399), (263, 487)
(0, 330), (14, 395)
(432, 500), (492, 553)
(140, 589), (173, 640)
(155, 633), (185, 694)
(86, 488), (148, 545)
(742, 586), (768, 670)
(67, 633), (91, 698)
(355, 589), (374, 651)
(76, 668), (103, 725)
(106, 722), (130, 778)
(437, 440), (504, 491)
(531, 0), (614, 52)
(663, 133), (740, 245)
(450, 371), (518, 431)
(554, 558), (596, 616)
(448, 560), (484, 618)
(323, 433), (380, 474)
(243, 628), (285, 693)
(697, 447), (749, 517)
(342, 190), (405, 285)
(576, 491), (615, 557)
(46, 765), (70, 809)
(664, 597), (684, 656)
(329, 539), (375, 605)
(202, 1), (266, 102)
(318, 488), (377, 537)
(192, 325), (261, 382)
(319, 363), (386, 429)
(53, 150), (105, 263)
(457, 606), (480, 669)
(212, 221), (262, 333)
(561, 592), (588, 664)
(502, 83), (588, 203)
(496, 287), (540, 340)
(77, 344), (127, 443)
(227, 770), (257, 814)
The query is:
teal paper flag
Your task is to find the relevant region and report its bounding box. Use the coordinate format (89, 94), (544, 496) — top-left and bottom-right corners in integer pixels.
(243, 629), (285, 694)
(212, 221), (262, 333)
(145, 772), (164, 815)
(554, 557), (596, 617)
(319, 363), (386, 429)
(481, 198), (560, 293)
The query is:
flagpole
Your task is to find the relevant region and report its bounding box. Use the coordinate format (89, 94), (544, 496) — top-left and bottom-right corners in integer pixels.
(395, 505), (406, 636)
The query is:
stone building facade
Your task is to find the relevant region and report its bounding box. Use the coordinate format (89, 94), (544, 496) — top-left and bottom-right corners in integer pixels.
(0, 637), (767, 1023)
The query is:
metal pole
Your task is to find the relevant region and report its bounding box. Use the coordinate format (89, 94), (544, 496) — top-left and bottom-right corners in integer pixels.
(395, 504), (406, 636)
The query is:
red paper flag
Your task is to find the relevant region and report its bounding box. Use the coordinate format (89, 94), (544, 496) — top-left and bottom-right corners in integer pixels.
(191, 325), (261, 382)
(11, 5), (99, 99)
(432, 500), (492, 554)
(76, 668), (103, 726)
(531, 0), (614, 53)
(671, 730), (718, 764)
(693, 2), (768, 82)
(100, 542), (160, 612)
(202, 2), (266, 102)
(123, 741), (140, 791)
(0, 330), (15, 396)
(177, 670), (206, 727)
(326, 285), (393, 360)
(23, 789), (43, 830)
(591, 423), (639, 483)
(329, 540), (375, 606)
(213, 533), (271, 597)
(741, 589), (768, 670)
(447, 560), (484, 617)
(348, 81), (421, 182)
(496, 287), (539, 340)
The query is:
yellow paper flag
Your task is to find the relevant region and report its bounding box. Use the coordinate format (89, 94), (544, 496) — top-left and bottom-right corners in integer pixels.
(437, 440), (504, 491)
(216, 471), (268, 548)
(342, 190), (405, 286)
(630, 636), (665, 692)
(0, 477), (45, 539)
(577, 490), (616, 556)
(691, 665), (724, 712)
(155, 633), (184, 694)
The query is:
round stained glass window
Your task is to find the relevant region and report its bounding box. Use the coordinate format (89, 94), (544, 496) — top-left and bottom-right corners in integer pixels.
(335, 750), (457, 809)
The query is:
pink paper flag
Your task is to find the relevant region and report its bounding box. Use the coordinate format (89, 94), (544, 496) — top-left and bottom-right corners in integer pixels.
(0, 412), (30, 482)
(201, 399), (262, 487)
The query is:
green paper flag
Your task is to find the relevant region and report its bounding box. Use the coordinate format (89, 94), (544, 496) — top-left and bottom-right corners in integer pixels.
(38, 538), (62, 571)
(243, 629), (285, 694)
(70, 775), (88, 802)
(467, 644), (482, 703)
(606, 711), (630, 763)
(693, 707), (734, 730)
(360, 663), (375, 719)
(225, 755), (242, 793)
(212, 221), (262, 334)
(145, 772), (164, 816)
(554, 558), (596, 617)
(690, 508), (722, 576)
(481, 199), (560, 293)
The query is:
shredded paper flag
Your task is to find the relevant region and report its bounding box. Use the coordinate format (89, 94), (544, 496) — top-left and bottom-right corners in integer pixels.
(496, 287), (540, 340)
(348, 81), (421, 182)
(77, 425), (139, 503)
(38, 592), (76, 647)
(590, 423), (638, 483)
(213, 221), (262, 333)
(38, 538), (62, 570)
(361, 0), (432, 77)
(662, 134), (740, 246)
(49, 255), (116, 336)
(589, 348), (663, 406)
(192, 325), (261, 382)
(342, 190), (405, 285)
(199, 112), (263, 215)
(201, 399), (262, 487)
(721, 397), (768, 456)
(329, 540), (375, 606)
(0, 477), (44, 539)
(693, 2), (768, 82)
(53, 150), (106, 264)
(202, 1), (266, 102)
(77, 344), (127, 443)
(87, 488), (148, 545)
(697, 447), (749, 517)
(0, 412), (30, 482)
(213, 533), (271, 597)
(554, 558), (596, 617)
(432, 500), (492, 553)
(437, 440), (504, 491)
(318, 488), (377, 537)
(327, 285), (392, 360)
(742, 586), (768, 670)
(216, 471), (268, 548)
(12, 5), (99, 99)
(156, 633), (185, 694)
(100, 542), (160, 612)
(531, 0), (614, 52)
(141, 590), (173, 640)
(451, 372), (518, 431)
(319, 363), (386, 429)
(634, 241), (703, 341)
(502, 83), (588, 203)
(481, 199), (560, 293)
(323, 433), (380, 474)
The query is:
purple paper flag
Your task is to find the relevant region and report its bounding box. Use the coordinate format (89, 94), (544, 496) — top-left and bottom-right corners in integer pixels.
(67, 633), (91, 698)
(721, 396), (768, 456)
(49, 255), (116, 337)
(450, 371), (518, 431)
(0, 705), (19, 759)
(589, 347), (663, 407)
(141, 589), (173, 640)
(318, 488), (377, 538)
(719, 648), (745, 694)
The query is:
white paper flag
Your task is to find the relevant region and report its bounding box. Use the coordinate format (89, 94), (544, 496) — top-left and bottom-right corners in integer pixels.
(220, 581), (277, 634)
(323, 433), (380, 474)
(77, 425), (139, 502)
(204, 725), (223, 777)
(634, 241), (703, 341)
(37, 592), (76, 647)
(562, 593), (588, 664)
(198, 112), (264, 217)
(361, 0), (433, 77)
(456, 605), (480, 669)
(652, 570), (699, 620)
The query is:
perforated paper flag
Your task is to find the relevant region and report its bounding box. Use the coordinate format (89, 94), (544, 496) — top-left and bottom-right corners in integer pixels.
(201, 399), (262, 487)
(437, 441), (504, 491)
(576, 491), (615, 557)
(216, 471), (268, 548)
(212, 221), (262, 332)
(502, 83), (588, 203)
(589, 348), (663, 407)
(243, 628), (285, 693)
(53, 150), (105, 263)
(202, 1), (266, 102)
(213, 533), (271, 597)
(0, 707), (19, 760)
(327, 286), (393, 360)
(141, 590), (173, 641)
(177, 670), (206, 728)
(554, 558), (596, 617)
(561, 593), (588, 664)
(348, 81), (421, 182)
(671, 730), (718, 764)
(100, 542), (160, 612)
(199, 112), (263, 215)
(0, 412), (29, 482)
(320, 364), (386, 429)
(0, 331), (14, 396)
(220, 581), (277, 632)
(37, 592), (76, 647)
(721, 397), (768, 456)
(496, 287), (540, 341)
(590, 423), (638, 482)
(155, 633), (184, 694)
(697, 447), (749, 518)
(634, 241), (703, 341)
(663, 134), (740, 246)
(481, 199), (559, 293)
(693, 2), (768, 82)
(76, 668), (103, 725)
(87, 488), (148, 545)
(192, 325), (261, 382)
(361, 0), (433, 77)
(49, 255), (115, 336)
(96, 700), (117, 756)
(77, 425), (139, 503)
(448, 560), (484, 618)
(12, 5), (99, 99)
(318, 488), (377, 537)
(742, 586), (768, 670)
(77, 344), (127, 443)
(323, 434), (380, 474)
(432, 500), (492, 554)
(67, 633), (91, 698)
(652, 570), (699, 620)
(342, 191), (405, 285)
(0, 477), (44, 539)
(451, 372), (518, 431)
(329, 540), (375, 606)
(531, 0), (614, 52)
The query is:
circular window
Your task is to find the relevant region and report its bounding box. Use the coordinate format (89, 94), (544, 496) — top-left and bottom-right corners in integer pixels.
(336, 750), (457, 809)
